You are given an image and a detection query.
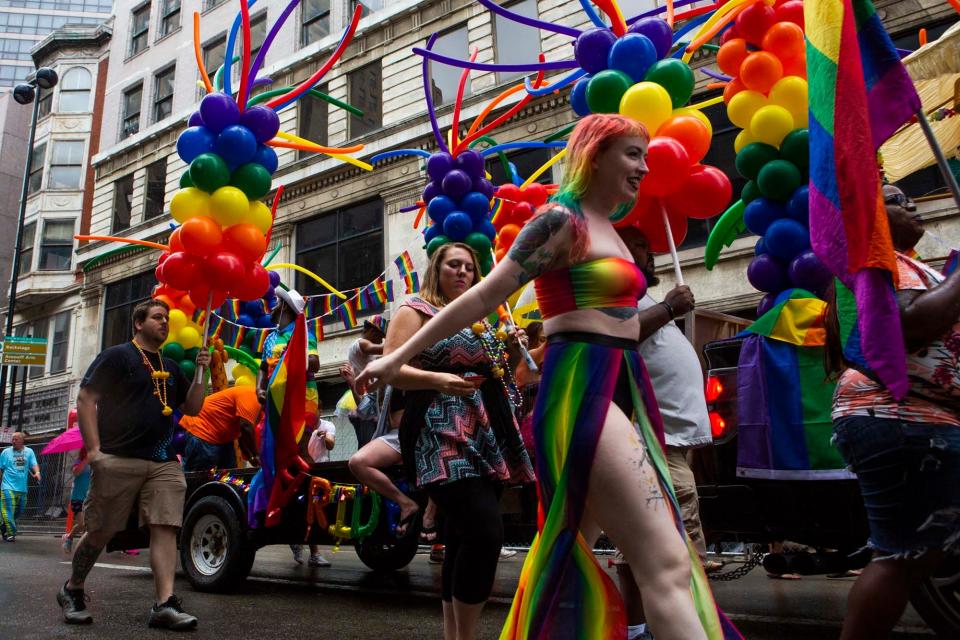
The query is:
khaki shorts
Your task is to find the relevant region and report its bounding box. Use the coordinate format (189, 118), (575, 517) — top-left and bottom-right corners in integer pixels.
(84, 452), (186, 535)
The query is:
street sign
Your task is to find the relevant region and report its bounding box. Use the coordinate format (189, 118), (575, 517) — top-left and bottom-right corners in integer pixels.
(1, 336), (47, 367)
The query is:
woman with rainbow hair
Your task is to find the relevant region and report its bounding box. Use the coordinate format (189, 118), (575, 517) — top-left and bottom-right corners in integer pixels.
(357, 114), (739, 640)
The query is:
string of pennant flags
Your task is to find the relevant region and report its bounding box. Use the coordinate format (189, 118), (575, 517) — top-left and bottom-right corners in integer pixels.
(192, 251), (421, 353)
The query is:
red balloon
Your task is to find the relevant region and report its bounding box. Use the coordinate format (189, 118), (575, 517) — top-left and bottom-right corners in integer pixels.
(782, 52), (807, 78)
(638, 137), (691, 197)
(161, 252), (202, 291)
(735, 2), (776, 46)
(157, 252), (171, 266)
(169, 227), (185, 254)
(496, 184), (522, 203)
(232, 263), (271, 301)
(222, 223), (267, 262)
(720, 25), (740, 45)
(189, 283), (227, 310)
(775, 0), (804, 29)
(664, 165), (733, 220)
(180, 216), (223, 257)
(513, 201), (534, 223)
(522, 183), (549, 208)
(204, 251), (245, 291)
(656, 116), (711, 164)
(635, 200), (688, 254)
(613, 193), (659, 229)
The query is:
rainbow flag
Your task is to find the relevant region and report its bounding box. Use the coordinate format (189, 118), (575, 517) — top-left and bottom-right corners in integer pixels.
(210, 316), (225, 339)
(805, 0), (920, 399)
(336, 297), (358, 329)
(255, 328), (270, 354)
(745, 289), (826, 347)
(394, 251), (420, 293)
(309, 316), (325, 342)
(231, 325), (248, 350)
(224, 299), (242, 321)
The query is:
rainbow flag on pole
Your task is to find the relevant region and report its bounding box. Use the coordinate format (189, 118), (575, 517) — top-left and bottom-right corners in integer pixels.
(394, 251), (420, 294)
(805, 0), (920, 399)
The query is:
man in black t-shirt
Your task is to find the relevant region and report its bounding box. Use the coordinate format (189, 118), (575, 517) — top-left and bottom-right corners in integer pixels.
(57, 299), (210, 630)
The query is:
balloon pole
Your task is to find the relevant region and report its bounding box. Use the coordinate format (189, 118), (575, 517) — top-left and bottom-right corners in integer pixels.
(197, 291), (214, 384)
(661, 204), (684, 285)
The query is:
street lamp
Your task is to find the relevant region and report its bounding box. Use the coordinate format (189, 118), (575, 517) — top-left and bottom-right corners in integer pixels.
(0, 67), (58, 434)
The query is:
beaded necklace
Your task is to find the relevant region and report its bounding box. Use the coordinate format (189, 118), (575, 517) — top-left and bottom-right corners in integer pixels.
(471, 320), (523, 410)
(132, 340), (173, 417)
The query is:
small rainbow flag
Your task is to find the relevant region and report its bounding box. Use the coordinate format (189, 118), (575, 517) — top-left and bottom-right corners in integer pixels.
(394, 251), (419, 294)
(232, 325), (248, 350)
(336, 297), (358, 329)
(256, 328), (270, 354)
(225, 299), (242, 321)
(210, 316), (226, 339)
(310, 316), (325, 342)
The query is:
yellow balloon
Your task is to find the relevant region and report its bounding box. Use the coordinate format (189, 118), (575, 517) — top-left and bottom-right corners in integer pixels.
(168, 309), (187, 333)
(235, 375), (254, 387)
(672, 107), (713, 138)
(726, 90), (767, 130)
(170, 188), (210, 224)
(793, 109), (809, 129)
(178, 326), (201, 350)
(734, 128), (758, 153)
(768, 76), (808, 121)
(209, 186), (250, 228)
(249, 201), (273, 234)
(750, 105), (795, 147)
(619, 82), (673, 134)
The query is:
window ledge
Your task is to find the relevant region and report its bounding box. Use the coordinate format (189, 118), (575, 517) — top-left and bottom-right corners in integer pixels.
(123, 47), (150, 64)
(154, 27), (182, 46)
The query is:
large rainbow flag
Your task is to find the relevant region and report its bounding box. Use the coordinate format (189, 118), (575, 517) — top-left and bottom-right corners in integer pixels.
(805, 0), (920, 399)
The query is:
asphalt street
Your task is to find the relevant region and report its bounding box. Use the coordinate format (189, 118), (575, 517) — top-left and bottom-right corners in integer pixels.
(0, 535), (936, 639)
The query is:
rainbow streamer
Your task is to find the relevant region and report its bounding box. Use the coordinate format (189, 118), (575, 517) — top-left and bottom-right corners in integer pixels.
(394, 251), (419, 294)
(805, 0), (921, 399)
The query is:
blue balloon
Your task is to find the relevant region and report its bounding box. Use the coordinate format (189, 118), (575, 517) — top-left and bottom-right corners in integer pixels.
(608, 33), (657, 83)
(755, 237), (768, 256)
(571, 76), (591, 117)
(424, 224), (442, 244)
(237, 313), (255, 327)
(243, 301), (263, 317)
(427, 195), (457, 224)
(215, 125), (257, 165)
(176, 126), (215, 164)
(743, 197), (787, 236)
(253, 144), (278, 174)
(256, 314), (275, 329)
(478, 219), (496, 241)
(787, 185), (810, 225)
(460, 192), (490, 221)
(442, 211), (473, 241)
(764, 218), (811, 262)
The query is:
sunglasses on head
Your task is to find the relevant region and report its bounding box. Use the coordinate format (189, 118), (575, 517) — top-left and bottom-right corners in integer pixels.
(884, 191), (916, 211)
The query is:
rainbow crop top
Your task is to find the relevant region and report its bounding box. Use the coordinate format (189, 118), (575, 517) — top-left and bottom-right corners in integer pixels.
(534, 256), (646, 320)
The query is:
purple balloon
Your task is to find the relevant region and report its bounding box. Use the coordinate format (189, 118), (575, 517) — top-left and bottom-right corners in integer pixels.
(199, 92), (240, 133)
(442, 169), (472, 200)
(215, 125), (258, 165)
(239, 105), (280, 144)
(574, 28), (618, 74)
(187, 111), (205, 127)
(473, 177), (495, 199)
(427, 152), (454, 183)
(268, 271), (281, 287)
(454, 150), (485, 178)
(747, 254), (790, 293)
(630, 17), (673, 59)
(788, 250), (833, 292)
(764, 218), (810, 262)
(757, 293), (776, 316)
(423, 181), (441, 203)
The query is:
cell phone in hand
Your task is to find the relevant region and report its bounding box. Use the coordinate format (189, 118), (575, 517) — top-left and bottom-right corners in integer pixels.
(463, 375), (486, 385)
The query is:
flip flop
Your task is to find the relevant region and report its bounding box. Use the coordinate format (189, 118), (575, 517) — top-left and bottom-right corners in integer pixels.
(395, 511), (418, 539)
(419, 522), (438, 544)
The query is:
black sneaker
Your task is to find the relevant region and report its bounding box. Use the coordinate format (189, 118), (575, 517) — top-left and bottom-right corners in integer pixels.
(148, 595), (198, 631)
(57, 581), (93, 624)
(2, 533), (14, 542)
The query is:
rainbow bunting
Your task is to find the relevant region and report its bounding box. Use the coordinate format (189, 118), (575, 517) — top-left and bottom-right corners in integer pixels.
(336, 297), (358, 329)
(227, 299), (242, 321)
(394, 251), (420, 293)
(210, 316), (226, 339)
(805, 0), (920, 399)
(256, 328), (270, 354)
(232, 326), (248, 350)
(310, 317), (325, 342)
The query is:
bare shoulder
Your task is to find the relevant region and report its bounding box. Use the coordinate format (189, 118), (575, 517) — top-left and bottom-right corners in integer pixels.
(506, 205), (578, 283)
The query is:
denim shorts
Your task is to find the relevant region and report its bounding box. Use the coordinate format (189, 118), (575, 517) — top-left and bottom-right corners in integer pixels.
(833, 416), (960, 559)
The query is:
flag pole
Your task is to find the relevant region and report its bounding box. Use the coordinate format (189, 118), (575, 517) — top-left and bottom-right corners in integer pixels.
(660, 203), (696, 344)
(915, 109), (960, 210)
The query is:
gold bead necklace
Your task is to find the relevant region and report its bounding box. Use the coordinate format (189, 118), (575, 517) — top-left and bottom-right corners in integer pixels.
(132, 340), (173, 416)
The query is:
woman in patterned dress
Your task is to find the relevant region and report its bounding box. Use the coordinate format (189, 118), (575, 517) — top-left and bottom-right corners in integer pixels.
(387, 242), (533, 640)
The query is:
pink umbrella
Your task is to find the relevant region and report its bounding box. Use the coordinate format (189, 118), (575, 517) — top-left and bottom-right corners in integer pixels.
(41, 427), (83, 454)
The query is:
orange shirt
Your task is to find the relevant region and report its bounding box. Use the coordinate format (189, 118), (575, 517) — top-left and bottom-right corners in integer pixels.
(180, 386), (262, 445)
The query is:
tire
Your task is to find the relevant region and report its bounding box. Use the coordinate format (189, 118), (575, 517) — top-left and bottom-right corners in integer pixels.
(180, 496), (256, 593)
(911, 557), (960, 639)
(355, 507), (421, 573)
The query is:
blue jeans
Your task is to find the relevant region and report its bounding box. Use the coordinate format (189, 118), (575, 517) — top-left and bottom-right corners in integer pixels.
(0, 489), (26, 536)
(833, 416), (960, 558)
(182, 432), (237, 472)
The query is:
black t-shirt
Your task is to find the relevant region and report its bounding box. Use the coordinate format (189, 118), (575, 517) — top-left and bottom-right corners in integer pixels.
(80, 342), (189, 462)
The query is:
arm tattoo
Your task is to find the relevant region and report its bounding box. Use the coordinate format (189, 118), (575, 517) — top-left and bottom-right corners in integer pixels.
(507, 207), (571, 284)
(71, 536), (105, 585)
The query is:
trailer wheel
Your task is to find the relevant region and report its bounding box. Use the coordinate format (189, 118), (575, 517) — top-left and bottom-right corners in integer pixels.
(355, 509), (421, 572)
(911, 556), (960, 638)
(180, 496), (255, 592)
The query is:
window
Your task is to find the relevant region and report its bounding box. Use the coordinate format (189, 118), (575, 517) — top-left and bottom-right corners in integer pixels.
(38, 91), (52, 118)
(297, 85), (328, 160)
(301, 0), (330, 46)
(130, 4), (150, 56)
(0, 38), (37, 62)
(494, 0), (541, 83)
(429, 28), (469, 106)
(246, 12), (267, 60)
(0, 13), (104, 37)
(144, 160), (167, 220)
(486, 147), (554, 186)
(58, 67), (91, 113)
(113, 174), (134, 233)
(349, 63), (381, 138)
(39, 220), (74, 271)
(49, 311), (70, 374)
(202, 35), (226, 79)
(18, 222), (35, 276)
(27, 318), (48, 380)
(102, 271), (156, 348)
(353, 0), (384, 17)
(120, 83), (142, 140)
(153, 65), (175, 123)
(159, 0), (181, 37)
(48, 141), (84, 190)
(28, 142), (45, 194)
(0, 64), (30, 87)
(204, 0), (227, 9)
(295, 199), (384, 318)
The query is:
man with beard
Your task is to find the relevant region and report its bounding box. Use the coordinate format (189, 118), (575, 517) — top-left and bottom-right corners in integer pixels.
(57, 299), (210, 630)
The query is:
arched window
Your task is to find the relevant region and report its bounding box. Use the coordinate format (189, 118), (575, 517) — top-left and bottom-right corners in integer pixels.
(58, 68), (92, 113)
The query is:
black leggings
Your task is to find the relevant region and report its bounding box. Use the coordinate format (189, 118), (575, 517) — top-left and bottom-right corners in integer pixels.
(428, 477), (504, 604)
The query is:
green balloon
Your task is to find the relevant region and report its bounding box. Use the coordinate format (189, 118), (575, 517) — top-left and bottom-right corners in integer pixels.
(239, 344), (254, 357)
(179, 359), (196, 381)
(741, 180), (760, 204)
(465, 232), (492, 256)
(757, 159), (803, 202)
(189, 153), (230, 192)
(644, 59), (695, 108)
(735, 143), (780, 182)
(179, 170), (194, 189)
(586, 69), (633, 114)
(426, 235), (450, 257)
(162, 342), (185, 362)
(230, 162), (272, 201)
(479, 256), (494, 276)
(184, 347), (200, 362)
(779, 129), (809, 173)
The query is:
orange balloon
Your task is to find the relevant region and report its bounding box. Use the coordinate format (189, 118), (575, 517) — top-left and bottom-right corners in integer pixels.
(717, 38), (749, 77)
(656, 115), (711, 164)
(154, 294), (175, 309)
(782, 52), (807, 78)
(178, 294), (197, 316)
(762, 21), (805, 62)
(222, 223), (267, 262)
(723, 77), (746, 104)
(169, 227), (185, 253)
(740, 51), (783, 94)
(179, 216), (223, 257)
(495, 247), (508, 263)
(498, 223), (521, 249)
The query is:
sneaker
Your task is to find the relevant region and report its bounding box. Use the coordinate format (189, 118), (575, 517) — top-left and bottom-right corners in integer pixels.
(2, 534), (15, 542)
(500, 548), (517, 559)
(429, 545), (445, 564)
(62, 534), (73, 554)
(290, 544), (304, 565)
(148, 595), (198, 631)
(308, 553), (330, 567)
(57, 581), (93, 625)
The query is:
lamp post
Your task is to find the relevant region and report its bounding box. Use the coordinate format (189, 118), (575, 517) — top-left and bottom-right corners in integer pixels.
(0, 67), (58, 437)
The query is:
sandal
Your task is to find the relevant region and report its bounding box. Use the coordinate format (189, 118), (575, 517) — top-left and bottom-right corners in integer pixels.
(394, 511), (418, 539)
(419, 522), (438, 544)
